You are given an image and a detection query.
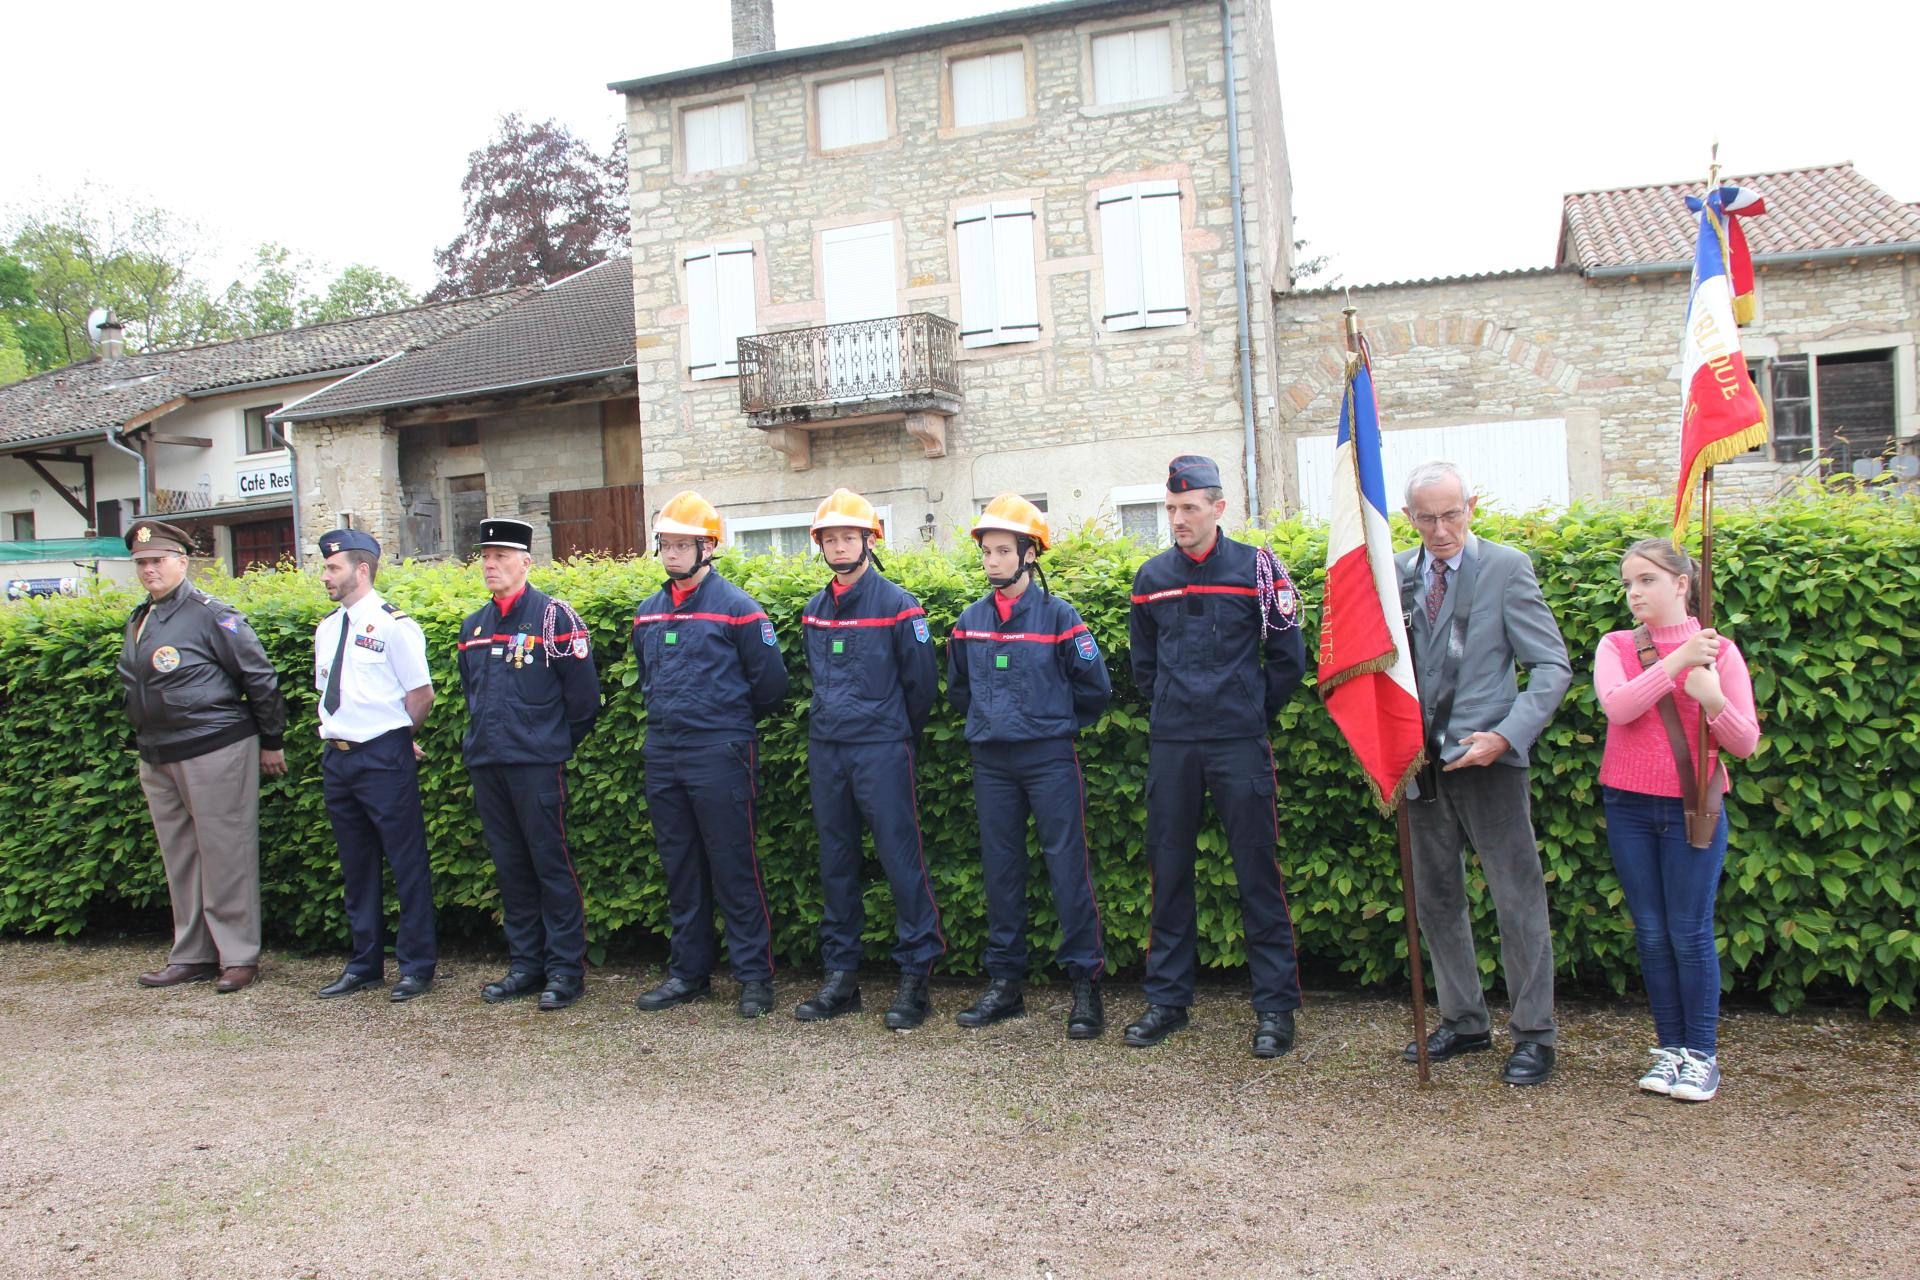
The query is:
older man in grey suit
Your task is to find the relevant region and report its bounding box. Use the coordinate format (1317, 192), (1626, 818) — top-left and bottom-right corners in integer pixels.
(1395, 461), (1571, 1085)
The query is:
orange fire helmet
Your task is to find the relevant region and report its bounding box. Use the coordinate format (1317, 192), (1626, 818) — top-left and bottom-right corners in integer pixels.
(654, 491), (723, 544)
(809, 488), (884, 541)
(971, 493), (1051, 551)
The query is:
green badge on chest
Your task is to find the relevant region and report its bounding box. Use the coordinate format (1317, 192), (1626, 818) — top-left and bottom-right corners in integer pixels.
(995, 654), (1009, 669)
(665, 632), (678, 646)
(833, 639), (845, 654)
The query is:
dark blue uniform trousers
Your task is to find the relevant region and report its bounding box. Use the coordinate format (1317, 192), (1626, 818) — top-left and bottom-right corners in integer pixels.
(645, 741), (774, 984)
(1144, 735), (1302, 1012)
(973, 739), (1105, 980)
(322, 729), (437, 979)
(470, 763), (587, 980)
(810, 738), (946, 975)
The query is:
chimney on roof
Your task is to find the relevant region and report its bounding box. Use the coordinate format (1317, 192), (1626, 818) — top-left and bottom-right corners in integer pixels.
(99, 315), (125, 360)
(732, 0), (774, 57)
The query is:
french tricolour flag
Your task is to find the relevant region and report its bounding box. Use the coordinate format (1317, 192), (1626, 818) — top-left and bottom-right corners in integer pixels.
(1674, 184), (1769, 536)
(1317, 342), (1425, 814)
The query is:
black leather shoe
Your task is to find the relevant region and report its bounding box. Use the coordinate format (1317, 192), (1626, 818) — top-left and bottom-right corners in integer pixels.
(1402, 1025), (1493, 1064)
(537, 974), (584, 1012)
(1253, 1009), (1296, 1059)
(635, 975), (710, 1012)
(737, 980), (774, 1019)
(954, 978), (1025, 1028)
(389, 975), (432, 1003)
(318, 970), (384, 999)
(481, 970), (544, 1004)
(1502, 1040), (1556, 1086)
(1067, 978), (1105, 1040)
(794, 970), (862, 1021)
(884, 973), (931, 1030)
(1123, 1003), (1190, 1048)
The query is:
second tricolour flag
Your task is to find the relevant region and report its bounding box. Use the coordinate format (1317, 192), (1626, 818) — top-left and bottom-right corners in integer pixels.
(1673, 184), (1769, 536)
(1317, 340), (1425, 815)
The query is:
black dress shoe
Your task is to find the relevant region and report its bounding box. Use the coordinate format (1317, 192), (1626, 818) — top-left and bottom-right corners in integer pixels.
(389, 975), (432, 1003)
(1123, 1003), (1190, 1048)
(794, 970), (862, 1021)
(1253, 1009), (1296, 1059)
(1067, 978), (1105, 1040)
(538, 974), (585, 1012)
(954, 978), (1025, 1028)
(318, 970), (384, 999)
(737, 980), (774, 1019)
(481, 970), (544, 1004)
(1402, 1025), (1493, 1064)
(884, 973), (931, 1030)
(1502, 1040), (1556, 1086)
(635, 975), (711, 1012)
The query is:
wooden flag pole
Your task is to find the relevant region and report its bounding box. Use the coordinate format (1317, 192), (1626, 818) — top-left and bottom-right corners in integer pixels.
(1694, 141), (1722, 821)
(1345, 293), (1432, 1086)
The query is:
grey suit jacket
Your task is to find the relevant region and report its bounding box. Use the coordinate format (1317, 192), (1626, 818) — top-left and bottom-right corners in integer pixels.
(1395, 534), (1571, 770)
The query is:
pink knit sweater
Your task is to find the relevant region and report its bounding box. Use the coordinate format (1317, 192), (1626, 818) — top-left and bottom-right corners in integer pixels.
(1594, 618), (1761, 797)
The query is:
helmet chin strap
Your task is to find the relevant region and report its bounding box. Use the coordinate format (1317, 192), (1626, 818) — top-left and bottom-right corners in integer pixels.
(827, 531), (880, 576)
(660, 537), (713, 582)
(985, 537), (1041, 592)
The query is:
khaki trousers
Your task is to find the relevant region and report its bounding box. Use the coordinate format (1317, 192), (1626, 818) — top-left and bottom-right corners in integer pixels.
(137, 735), (263, 967)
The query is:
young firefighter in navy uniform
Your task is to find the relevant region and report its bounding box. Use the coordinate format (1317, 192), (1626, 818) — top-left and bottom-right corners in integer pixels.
(311, 529), (439, 1003)
(947, 494), (1113, 1038)
(456, 518), (601, 1011)
(629, 492), (791, 1019)
(792, 488), (946, 1030)
(1125, 455), (1308, 1057)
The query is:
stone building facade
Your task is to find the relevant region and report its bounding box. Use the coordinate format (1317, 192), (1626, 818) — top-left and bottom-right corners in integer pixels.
(611, 0), (1294, 547)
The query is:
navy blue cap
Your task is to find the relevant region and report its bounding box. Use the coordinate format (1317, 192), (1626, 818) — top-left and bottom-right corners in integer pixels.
(1167, 455), (1222, 493)
(317, 529), (380, 558)
(475, 518), (535, 551)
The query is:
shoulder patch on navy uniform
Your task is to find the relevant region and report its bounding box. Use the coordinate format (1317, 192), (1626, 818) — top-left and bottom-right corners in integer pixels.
(760, 619), (777, 646)
(911, 617), (929, 644)
(218, 615), (239, 633)
(1076, 632), (1098, 661)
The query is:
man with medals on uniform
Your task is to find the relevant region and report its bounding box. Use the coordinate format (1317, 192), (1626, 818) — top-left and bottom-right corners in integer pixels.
(310, 529), (439, 1003)
(629, 492), (791, 1018)
(791, 489), (946, 1031)
(1124, 456), (1308, 1056)
(456, 519), (601, 1011)
(947, 495), (1113, 1038)
(118, 519), (287, 993)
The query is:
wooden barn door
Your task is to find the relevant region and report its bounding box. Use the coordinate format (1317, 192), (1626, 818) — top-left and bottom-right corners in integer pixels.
(549, 483), (644, 559)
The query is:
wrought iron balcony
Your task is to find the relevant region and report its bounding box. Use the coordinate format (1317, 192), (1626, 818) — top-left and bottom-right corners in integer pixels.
(738, 313), (961, 427)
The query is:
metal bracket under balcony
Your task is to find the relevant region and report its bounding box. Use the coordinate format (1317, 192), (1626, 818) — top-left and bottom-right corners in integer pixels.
(737, 314), (961, 465)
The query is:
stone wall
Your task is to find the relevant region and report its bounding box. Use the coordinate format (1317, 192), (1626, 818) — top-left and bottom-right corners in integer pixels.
(621, 0), (1291, 537)
(1270, 254), (1920, 513)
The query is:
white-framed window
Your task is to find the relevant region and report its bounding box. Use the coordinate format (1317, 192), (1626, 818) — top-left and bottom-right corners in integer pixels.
(1098, 181), (1186, 331)
(243, 403), (285, 455)
(817, 72), (889, 150)
(682, 99), (748, 172)
(1109, 484), (1169, 546)
(683, 243), (757, 380)
(729, 505), (893, 558)
(1091, 25), (1174, 106)
(974, 493), (1048, 513)
(951, 48), (1025, 126)
(954, 199), (1040, 349)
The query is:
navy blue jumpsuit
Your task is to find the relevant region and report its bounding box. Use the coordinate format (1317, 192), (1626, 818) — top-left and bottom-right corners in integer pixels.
(1128, 533), (1306, 1012)
(802, 568), (945, 975)
(631, 571), (790, 984)
(948, 586), (1112, 980)
(457, 585), (601, 981)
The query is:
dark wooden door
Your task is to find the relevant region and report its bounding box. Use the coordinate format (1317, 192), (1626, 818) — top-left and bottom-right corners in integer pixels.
(232, 518), (295, 573)
(550, 483), (644, 560)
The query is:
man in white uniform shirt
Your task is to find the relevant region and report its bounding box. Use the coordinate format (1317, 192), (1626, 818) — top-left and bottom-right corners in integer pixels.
(311, 529), (439, 1002)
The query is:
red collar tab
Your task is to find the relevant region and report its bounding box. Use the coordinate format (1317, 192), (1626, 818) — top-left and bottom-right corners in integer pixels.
(492, 586), (527, 614)
(993, 591), (1017, 623)
(1182, 533), (1219, 565)
(669, 579), (697, 607)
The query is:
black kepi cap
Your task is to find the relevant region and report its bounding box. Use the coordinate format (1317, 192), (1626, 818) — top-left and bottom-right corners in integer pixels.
(475, 518), (535, 551)
(125, 519), (196, 559)
(1167, 454), (1222, 493)
(318, 528), (381, 558)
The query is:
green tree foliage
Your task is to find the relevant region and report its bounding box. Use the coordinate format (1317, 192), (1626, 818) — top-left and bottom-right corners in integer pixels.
(303, 264), (418, 325)
(1, 496), (1914, 1014)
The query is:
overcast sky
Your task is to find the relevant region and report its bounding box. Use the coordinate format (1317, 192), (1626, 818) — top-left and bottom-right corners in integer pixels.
(5, 0), (1915, 297)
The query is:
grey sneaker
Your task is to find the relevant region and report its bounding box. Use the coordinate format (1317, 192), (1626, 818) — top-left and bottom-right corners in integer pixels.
(1638, 1046), (1684, 1096)
(1670, 1049), (1720, 1102)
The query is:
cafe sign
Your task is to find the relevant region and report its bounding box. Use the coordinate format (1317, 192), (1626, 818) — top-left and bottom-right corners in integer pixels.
(234, 458), (292, 499)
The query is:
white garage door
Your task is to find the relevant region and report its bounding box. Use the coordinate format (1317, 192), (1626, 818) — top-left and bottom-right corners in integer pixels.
(1293, 418), (1570, 521)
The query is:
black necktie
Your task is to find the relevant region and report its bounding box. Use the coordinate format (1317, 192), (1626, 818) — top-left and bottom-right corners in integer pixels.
(322, 611), (347, 715)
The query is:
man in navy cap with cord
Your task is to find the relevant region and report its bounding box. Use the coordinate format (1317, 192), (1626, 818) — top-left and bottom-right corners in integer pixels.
(310, 528), (439, 1003)
(1124, 455), (1308, 1056)
(457, 518), (601, 1011)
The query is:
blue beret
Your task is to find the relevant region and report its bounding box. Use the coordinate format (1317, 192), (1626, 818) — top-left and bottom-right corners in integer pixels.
(318, 529), (381, 558)
(1167, 454), (1222, 493)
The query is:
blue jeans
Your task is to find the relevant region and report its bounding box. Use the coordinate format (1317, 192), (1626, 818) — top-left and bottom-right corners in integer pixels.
(1603, 787), (1728, 1054)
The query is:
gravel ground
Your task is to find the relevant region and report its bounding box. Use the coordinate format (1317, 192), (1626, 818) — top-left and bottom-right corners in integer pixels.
(1, 938), (1914, 1280)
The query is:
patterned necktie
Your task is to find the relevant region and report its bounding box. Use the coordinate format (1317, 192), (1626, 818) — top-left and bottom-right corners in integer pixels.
(322, 612), (348, 715)
(1425, 560), (1450, 625)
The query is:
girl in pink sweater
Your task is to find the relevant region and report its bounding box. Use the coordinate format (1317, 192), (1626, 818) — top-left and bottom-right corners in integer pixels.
(1594, 538), (1760, 1103)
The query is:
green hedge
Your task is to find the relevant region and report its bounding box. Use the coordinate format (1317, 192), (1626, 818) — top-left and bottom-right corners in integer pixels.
(3, 494), (1916, 1014)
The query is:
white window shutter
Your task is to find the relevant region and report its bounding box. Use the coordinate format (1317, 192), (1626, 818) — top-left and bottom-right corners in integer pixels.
(990, 50), (1025, 121)
(684, 107), (718, 172)
(1099, 185), (1145, 330)
(854, 75), (886, 143)
(820, 74), (885, 148)
(954, 205), (999, 347)
(1091, 32), (1132, 105)
(1132, 27), (1174, 99)
(684, 249), (721, 376)
(714, 100), (747, 167)
(714, 245), (756, 376)
(990, 201), (1039, 338)
(952, 57), (991, 127)
(818, 79), (851, 148)
(1137, 181), (1186, 327)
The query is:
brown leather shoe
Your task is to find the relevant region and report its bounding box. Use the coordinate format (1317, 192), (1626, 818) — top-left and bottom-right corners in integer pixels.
(138, 962), (218, 988)
(214, 965), (259, 993)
